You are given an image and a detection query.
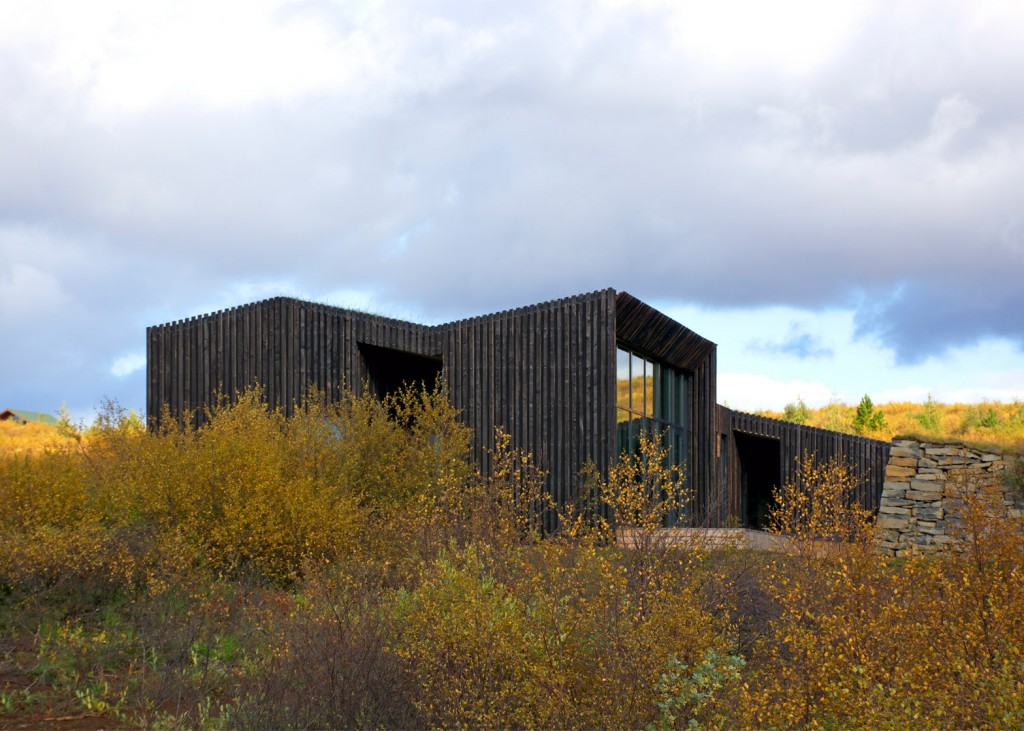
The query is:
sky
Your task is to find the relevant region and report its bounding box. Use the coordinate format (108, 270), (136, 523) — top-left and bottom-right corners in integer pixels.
(2, 0), (1023, 421)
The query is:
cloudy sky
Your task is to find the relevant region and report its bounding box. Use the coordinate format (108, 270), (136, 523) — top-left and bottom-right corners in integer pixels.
(2, 0), (1023, 420)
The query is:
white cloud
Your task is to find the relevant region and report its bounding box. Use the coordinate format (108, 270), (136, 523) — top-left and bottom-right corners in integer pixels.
(2, 0), (1024, 415)
(717, 373), (833, 412)
(110, 351), (146, 378)
(0, 260), (71, 329)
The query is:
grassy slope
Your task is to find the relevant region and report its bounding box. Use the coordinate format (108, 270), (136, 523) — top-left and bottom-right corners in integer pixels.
(756, 399), (1024, 454)
(0, 421), (76, 457)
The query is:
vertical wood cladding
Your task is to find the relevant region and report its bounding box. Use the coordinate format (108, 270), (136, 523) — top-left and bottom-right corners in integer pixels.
(439, 290), (617, 506)
(148, 291), (618, 509)
(147, 298), (441, 428)
(147, 290), (889, 528)
(716, 406), (891, 521)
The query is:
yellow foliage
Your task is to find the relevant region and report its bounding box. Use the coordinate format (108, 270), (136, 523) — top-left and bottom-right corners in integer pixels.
(763, 398), (1024, 453)
(0, 419), (74, 457)
(4, 389), (1024, 729)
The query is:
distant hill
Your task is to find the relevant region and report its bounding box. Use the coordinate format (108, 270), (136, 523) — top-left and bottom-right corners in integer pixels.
(0, 418), (70, 456)
(0, 408), (59, 426)
(756, 398), (1024, 454)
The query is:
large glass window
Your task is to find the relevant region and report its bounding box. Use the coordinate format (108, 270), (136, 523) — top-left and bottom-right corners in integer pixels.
(615, 345), (690, 470)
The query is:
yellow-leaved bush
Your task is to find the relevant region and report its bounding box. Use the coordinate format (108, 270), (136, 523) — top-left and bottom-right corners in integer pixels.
(0, 385), (472, 589)
(3, 387), (1024, 730)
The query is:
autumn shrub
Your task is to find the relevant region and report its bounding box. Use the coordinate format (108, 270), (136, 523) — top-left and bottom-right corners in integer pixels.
(390, 431), (731, 730)
(892, 469), (1024, 728)
(733, 454), (900, 729)
(0, 385), (476, 593)
(394, 537), (730, 730)
(9, 385), (1024, 729)
(0, 419), (71, 457)
(723, 455), (1024, 730)
(232, 566), (418, 730)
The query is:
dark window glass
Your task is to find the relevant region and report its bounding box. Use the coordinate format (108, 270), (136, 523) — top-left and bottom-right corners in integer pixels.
(615, 345), (691, 472)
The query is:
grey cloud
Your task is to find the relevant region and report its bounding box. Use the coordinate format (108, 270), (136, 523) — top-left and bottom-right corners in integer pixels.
(2, 1), (1024, 415)
(747, 327), (835, 360)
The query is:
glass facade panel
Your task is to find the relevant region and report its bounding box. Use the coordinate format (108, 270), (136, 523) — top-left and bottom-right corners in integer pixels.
(615, 345), (690, 467)
(644, 358), (655, 417)
(629, 353), (642, 416)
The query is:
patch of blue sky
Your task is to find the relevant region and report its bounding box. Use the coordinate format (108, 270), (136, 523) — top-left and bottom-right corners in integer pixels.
(654, 301), (1024, 412)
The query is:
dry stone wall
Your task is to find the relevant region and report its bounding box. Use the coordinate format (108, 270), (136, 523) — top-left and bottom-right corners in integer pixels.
(877, 439), (1020, 556)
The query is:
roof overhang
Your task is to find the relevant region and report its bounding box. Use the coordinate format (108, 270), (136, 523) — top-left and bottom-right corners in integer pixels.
(615, 291), (717, 372)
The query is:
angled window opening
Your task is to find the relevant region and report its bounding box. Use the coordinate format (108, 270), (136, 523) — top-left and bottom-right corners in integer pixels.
(358, 343), (443, 403)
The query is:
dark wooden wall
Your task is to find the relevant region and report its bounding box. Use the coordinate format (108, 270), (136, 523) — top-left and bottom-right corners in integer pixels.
(716, 405), (891, 522)
(147, 291), (618, 509)
(440, 289), (618, 507)
(147, 298), (438, 429)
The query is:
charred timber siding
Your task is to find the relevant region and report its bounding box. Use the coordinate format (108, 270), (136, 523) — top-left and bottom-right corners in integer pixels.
(441, 290), (618, 507)
(147, 291), (618, 508)
(716, 405), (891, 521)
(615, 292), (718, 524)
(147, 298), (438, 430)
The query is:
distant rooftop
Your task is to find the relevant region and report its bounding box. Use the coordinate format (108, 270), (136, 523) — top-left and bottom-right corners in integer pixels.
(0, 409), (59, 426)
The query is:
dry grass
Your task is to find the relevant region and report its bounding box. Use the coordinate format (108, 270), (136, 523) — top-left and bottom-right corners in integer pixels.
(760, 398), (1024, 454)
(0, 420), (76, 457)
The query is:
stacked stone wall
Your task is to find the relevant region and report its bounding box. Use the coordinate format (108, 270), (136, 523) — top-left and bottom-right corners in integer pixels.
(877, 439), (1021, 556)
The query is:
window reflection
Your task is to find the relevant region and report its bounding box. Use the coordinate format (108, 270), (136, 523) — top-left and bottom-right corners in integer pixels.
(616, 349), (630, 417)
(614, 345), (690, 465)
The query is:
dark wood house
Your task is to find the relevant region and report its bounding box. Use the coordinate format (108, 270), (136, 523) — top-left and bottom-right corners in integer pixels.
(147, 289), (890, 527)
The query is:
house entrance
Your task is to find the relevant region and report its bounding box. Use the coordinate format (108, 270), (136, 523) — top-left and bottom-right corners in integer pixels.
(359, 343), (443, 400)
(734, 431), (781, 530)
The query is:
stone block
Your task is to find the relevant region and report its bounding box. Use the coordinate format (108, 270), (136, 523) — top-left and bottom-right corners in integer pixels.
(877, 529), (901, 542)
(938, 456), (968, 466)
(876, 515), (908, 530)
(915, 471), (942, 479)
(910, 479), (943, 492)
(982, 453), (1002, 462)
(913, 506), (944, 521)
(918, 457), (938, 468)
(879, 505), (912, 516)
(926, 446), (965, 456)
(886, 465), (916, 479)
(889, 456), (918, 468)
(906, 489), (942, 501)
(880, 498), (915, 507)
(892, 440), (921, 451)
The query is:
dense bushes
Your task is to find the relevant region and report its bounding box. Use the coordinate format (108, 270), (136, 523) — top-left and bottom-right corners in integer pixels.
(1, 387), (1023, 729)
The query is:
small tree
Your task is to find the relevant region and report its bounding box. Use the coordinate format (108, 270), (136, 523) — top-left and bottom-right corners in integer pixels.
(916, 394), (942, 432)
(783, 398), (810, 425)
(853, 395), (885, 434)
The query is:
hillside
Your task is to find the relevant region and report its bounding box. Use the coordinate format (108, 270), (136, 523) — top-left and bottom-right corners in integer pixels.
(0, 419), (76, 456)
(755, 397), (1024, 453)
